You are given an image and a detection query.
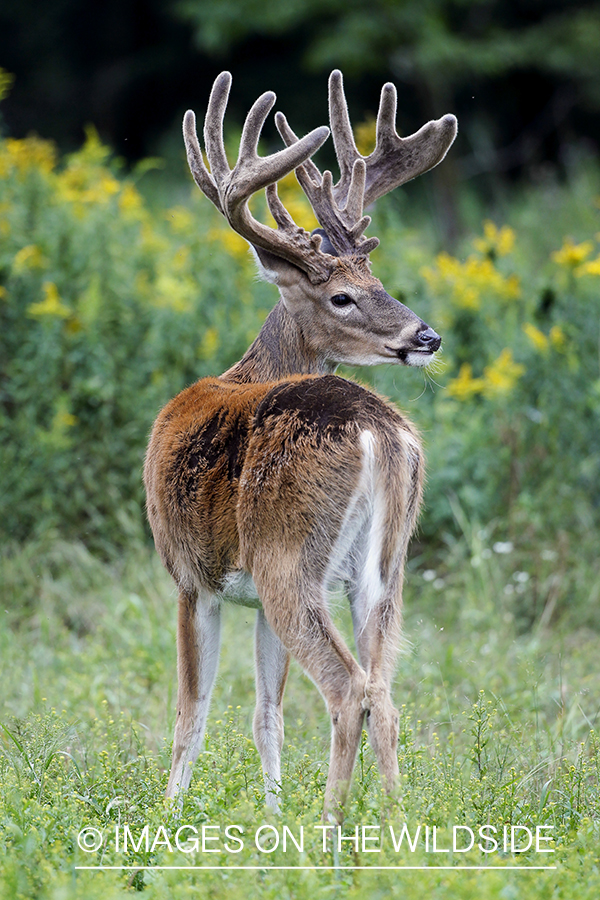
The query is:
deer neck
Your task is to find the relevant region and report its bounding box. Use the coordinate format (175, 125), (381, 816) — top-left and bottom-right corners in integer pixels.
(222, 300), (335, 384)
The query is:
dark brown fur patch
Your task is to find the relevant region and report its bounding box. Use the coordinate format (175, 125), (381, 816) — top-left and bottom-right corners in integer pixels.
(173, 409), (250, 508)
(252, 377), (402, 465)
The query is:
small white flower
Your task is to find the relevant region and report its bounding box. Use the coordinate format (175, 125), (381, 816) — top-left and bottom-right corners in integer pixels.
(433, 578), (445, 590)
(493, 541), (514, 554)
(541, 549), (557, 561)
(513, 571), (530, 583)
(422, 569), (437, 582)
(504, 584), (515, 595)
(526, 407), (544, 424)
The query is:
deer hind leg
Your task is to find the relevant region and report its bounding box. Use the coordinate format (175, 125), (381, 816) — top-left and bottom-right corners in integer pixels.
(254, 574), (367, 823)
(166, 587), (221, 801)
(349, 533), (404, 796)
(253, 608), (290, 812)
(349, 431), (422, 797)
(349, 575), (404, 797)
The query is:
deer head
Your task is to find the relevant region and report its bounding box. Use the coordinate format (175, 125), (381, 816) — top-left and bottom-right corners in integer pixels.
(183, 71), (457, 373)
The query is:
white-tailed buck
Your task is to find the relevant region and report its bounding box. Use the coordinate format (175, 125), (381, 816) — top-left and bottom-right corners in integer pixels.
(144, 70), (456, 821)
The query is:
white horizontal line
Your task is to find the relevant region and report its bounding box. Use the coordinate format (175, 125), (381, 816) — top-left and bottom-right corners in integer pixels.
(75, 865), (557, 871)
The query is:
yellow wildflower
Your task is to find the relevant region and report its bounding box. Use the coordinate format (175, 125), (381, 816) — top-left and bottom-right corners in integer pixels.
(141, 223), (169, 254)
(522, 322), (549, 354)
(576, 255), (600, 277)
(446, 363), (485, 401)
(13, 244), (47, 273)
(166, 206), (194, 233)
(523, 322), (566, 354)
(28, 282), (71, 318)
(495, 225), (516, 257)
(209, 226), (249, 261)
(264, 171), (319, 231)
(54, 129), (120, 213)
(355, 116), (377, 156)
(0, 136), (56, 176)
(473, 220), (516, 257)
(39, 397), (78, 449)
(458, 286), (480, 310)
(276, 191), (318, 231)
(135, 271), (151, 298)
(198, 327), (220, 360)
(0, 202), (9, 237)
(118, 182), (144, 218)
(549, 325), (566, 351)
(421, 251), (520, 310)
(0, 286), (7, 300)
(482, 349), (525, 398)
(173, 246), (190, 271)
(55, 168), (120, 209)
(153, 273), (196, 312)
(551, 238), (594, 268)
(54, 408), (77, 429)
(77, 125), (111, 166)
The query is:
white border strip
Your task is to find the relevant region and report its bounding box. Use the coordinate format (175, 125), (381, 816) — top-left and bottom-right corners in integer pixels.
(76, 864), (557, 871)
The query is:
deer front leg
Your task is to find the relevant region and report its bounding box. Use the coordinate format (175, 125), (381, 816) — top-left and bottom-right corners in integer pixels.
(166, 587), (221, 801)
(253, 609), (290, 812)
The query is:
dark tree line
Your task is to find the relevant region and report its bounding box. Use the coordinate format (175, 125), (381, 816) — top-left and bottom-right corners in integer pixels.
(1, 0), (599, 186)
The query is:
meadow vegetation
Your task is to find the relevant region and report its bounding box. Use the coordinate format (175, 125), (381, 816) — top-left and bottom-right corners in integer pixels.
(1, 114), (599, 897)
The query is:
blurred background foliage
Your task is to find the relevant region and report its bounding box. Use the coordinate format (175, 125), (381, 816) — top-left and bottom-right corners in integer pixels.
(2, 1), (600, 187)
(0, 0), (599, 629)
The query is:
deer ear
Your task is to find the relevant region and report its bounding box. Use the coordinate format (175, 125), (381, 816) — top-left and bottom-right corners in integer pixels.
(251, 245), (314, 286)
(250, 229), (337, 285)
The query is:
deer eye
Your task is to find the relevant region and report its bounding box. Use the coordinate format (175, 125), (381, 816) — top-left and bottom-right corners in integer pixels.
(330, 293), (354, 307)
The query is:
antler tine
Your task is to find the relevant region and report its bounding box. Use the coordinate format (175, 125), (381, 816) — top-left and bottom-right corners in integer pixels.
(375, 81), (398, 152)
(183, 110), (222, 212)
(203, 71), (233, 189)
(238, 90), (276, 161)
(328, 70), (361, 203)
(344, 158), (366, 223)
(274, 111), (322, 185)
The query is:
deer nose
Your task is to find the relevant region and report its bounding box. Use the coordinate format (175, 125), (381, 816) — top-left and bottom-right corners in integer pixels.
(416, 325), (441, 352)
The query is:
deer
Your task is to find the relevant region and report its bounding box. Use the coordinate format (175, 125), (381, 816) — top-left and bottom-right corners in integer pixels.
(144, 69), (457, 823)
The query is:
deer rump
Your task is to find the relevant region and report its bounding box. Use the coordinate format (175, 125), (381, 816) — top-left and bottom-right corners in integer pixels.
(145, 373), (423, 607)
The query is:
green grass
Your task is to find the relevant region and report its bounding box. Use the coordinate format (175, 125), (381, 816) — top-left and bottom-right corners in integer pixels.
(1, 536), (599, 898)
